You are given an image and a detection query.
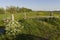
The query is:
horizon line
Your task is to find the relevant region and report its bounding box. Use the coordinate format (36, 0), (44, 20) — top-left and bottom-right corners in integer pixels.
(0, 6), (60, 11)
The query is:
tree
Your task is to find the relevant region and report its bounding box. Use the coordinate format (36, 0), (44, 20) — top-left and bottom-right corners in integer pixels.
(0, 8), (5, 14)
(6, 6), (18, 13)
(19, 7), (32, 13)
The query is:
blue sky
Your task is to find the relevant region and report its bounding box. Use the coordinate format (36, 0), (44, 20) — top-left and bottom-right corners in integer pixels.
(0, 0), (60, 11)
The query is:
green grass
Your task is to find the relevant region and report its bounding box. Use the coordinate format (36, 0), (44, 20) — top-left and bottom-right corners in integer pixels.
(0, 12), (60, 40)
(0, 11), (60, 26)
(18, 18), (60, 40)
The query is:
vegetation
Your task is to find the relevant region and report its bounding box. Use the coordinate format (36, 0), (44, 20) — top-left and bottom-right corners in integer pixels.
(0, 6), (60, 40)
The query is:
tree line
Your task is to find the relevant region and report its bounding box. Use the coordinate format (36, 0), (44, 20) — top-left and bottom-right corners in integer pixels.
(0, 6), (32, 14)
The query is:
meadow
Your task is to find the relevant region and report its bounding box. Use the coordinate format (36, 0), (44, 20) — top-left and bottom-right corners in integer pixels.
(0, 11), (60, 40)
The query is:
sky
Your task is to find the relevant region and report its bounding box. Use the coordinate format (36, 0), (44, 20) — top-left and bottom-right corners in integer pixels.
(0, 0), (60, 11)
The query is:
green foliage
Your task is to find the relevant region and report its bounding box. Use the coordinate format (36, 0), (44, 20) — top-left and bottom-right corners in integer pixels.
(0, 8), (5, 14)
(18, 18), (60, 40)
(19, 7), (32, 13)
(0, 11), (60, 40)
(6, 6), (32, 13)
(6, 6), (18, 13)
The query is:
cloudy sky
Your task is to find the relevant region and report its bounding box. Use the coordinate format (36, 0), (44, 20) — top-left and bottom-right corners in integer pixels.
(0, 0), (60, 11)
